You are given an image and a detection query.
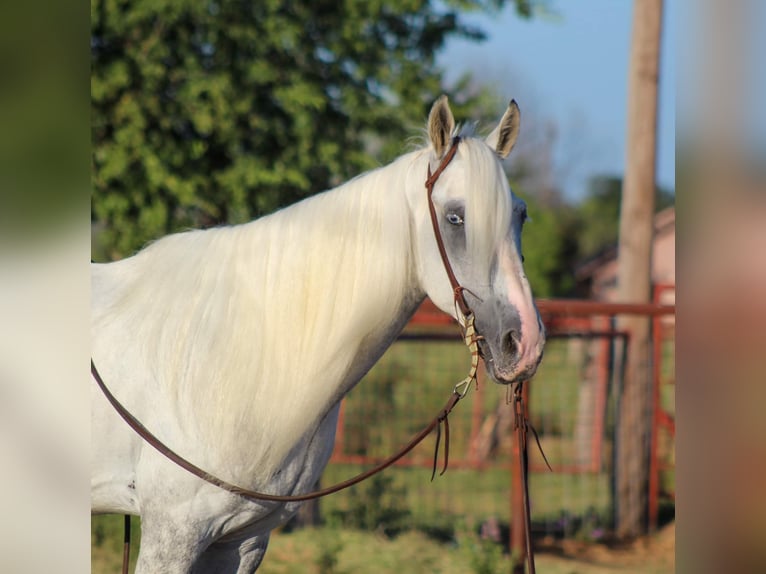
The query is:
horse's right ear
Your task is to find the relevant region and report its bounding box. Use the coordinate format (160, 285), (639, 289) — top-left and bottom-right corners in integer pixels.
(428, 95), (456, 158)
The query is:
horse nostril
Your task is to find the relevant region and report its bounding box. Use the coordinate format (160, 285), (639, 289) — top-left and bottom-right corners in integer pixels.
(502, 330), (520, 360)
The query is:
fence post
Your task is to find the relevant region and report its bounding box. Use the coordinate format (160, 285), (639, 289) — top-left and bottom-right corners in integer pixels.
(510, 383), (530, 574)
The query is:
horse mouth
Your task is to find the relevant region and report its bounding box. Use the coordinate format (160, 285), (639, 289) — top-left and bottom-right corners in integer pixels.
(477, 338), (541, 385)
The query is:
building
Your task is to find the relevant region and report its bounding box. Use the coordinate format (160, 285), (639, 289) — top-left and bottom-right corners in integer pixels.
(574, 206), (675, 305)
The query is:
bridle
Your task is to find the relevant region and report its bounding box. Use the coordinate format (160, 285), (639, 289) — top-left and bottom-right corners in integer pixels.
(424, 136), (472, 319)
(93, 136), (539, 573)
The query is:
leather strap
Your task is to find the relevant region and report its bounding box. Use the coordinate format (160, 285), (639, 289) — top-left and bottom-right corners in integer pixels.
(121, 515), (130, 574)
(91, 359), (462, 503)
(513, 382), (543, 574)
(424, 137), (472, 318)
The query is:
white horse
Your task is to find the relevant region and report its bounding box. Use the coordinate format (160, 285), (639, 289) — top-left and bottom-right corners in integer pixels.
(91, 96), (545, 573)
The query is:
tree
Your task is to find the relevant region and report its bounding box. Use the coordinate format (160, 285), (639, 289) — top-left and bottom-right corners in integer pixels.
(576, 175), (674, 260)
(614, 0), (664, 539)
(515, 191), (579, 297)
(91, 0), (547, 260)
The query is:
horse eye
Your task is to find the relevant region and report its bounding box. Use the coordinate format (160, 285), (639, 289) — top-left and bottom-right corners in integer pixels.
(521, 254), (526, 263)
(446, 212), (464, 226)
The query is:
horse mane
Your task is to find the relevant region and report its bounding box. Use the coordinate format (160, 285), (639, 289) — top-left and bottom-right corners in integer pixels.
(93, 135), (512, 485)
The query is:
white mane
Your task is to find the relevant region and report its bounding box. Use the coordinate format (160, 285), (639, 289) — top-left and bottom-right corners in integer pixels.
(92, 136), (512, 485)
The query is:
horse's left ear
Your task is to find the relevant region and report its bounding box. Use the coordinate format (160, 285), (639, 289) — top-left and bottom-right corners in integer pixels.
(428, 95), (456, 158)
(486, 99), (520, 158)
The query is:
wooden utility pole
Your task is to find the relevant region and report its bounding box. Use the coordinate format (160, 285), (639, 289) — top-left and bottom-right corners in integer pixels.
(614, 0), (664, 539)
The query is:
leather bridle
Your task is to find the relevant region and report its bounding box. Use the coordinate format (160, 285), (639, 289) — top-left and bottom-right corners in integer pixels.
(425, 136), (473, 319)
(93, 136), (539, 573)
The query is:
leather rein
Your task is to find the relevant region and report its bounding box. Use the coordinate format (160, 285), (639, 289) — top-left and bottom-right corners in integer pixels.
(93, 136), (538, 573)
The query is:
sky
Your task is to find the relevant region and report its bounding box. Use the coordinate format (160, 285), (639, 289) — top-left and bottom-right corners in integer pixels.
(438, 0), (676, 201)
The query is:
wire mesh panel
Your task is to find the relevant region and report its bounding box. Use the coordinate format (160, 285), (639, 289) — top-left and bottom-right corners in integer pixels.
(525, 322), (624, 541)
(317, 301), (674, 547)
(323, 332), (514, 536)
(321, 323), (624, 544)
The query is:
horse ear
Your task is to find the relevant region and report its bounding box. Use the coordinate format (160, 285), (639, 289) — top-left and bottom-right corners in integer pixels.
(428, 95), (456, 158)
(486, 99), (520, 158)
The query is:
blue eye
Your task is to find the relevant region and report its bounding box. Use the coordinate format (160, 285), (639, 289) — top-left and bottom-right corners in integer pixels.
(446, 212), (464, 226)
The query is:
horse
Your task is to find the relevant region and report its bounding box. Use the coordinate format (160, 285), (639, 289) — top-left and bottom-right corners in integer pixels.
(91, 95), (546, 573)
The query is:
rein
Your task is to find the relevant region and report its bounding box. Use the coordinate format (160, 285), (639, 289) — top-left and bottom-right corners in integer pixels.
(94, 136), (538, 573)
(513, 382), (539, 574)
(91, 358), (463, 503)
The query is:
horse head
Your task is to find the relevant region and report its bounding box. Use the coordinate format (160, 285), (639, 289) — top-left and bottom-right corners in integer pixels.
(408, 95), (545, 384)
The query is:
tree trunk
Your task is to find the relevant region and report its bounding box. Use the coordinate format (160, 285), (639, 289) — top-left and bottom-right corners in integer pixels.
(614, 0), (664, 539)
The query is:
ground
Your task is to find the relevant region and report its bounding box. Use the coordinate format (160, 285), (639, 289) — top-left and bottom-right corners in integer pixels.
(531, 522), (675, 574)
(259, 522), (675, 574)
(92, 517), (674, 573)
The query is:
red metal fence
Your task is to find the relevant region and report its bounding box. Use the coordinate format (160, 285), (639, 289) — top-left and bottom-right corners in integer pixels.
(322, 293), (675, 554)
(650, 283), (676, 530)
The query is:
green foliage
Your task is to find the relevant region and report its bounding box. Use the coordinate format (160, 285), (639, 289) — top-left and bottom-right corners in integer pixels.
(575, 175), (622, 260)
(0, 1), (87, 244)
(91, 515), (141, 573)
(456, 520), (505, 574)
(516, 190), (579, 297)
(517, 175), (675, 298)
(91, 0), (541, 260)
(342, 360), (398, 456)
(331, 474), (411, 537)
(315, 524), (345, 574)
(575, 174), (675, 260)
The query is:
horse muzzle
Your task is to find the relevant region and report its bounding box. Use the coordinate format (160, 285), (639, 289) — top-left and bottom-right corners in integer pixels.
(472, 297), (545, 385)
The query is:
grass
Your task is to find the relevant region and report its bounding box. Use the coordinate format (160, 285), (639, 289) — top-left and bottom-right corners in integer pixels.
(91, 515), (141, 574)
(92, 520), (674, 574)
(321, 464), (611, 527)
(260, 526), (674, 574)
(261, 527), (506, 574)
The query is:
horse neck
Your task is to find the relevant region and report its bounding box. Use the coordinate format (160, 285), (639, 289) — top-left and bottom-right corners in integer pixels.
(171, 153), (428, 479)
(255, 152), (423, 363)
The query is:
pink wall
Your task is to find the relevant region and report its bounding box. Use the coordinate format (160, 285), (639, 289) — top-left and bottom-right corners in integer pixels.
(587, 207), (675, 303)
